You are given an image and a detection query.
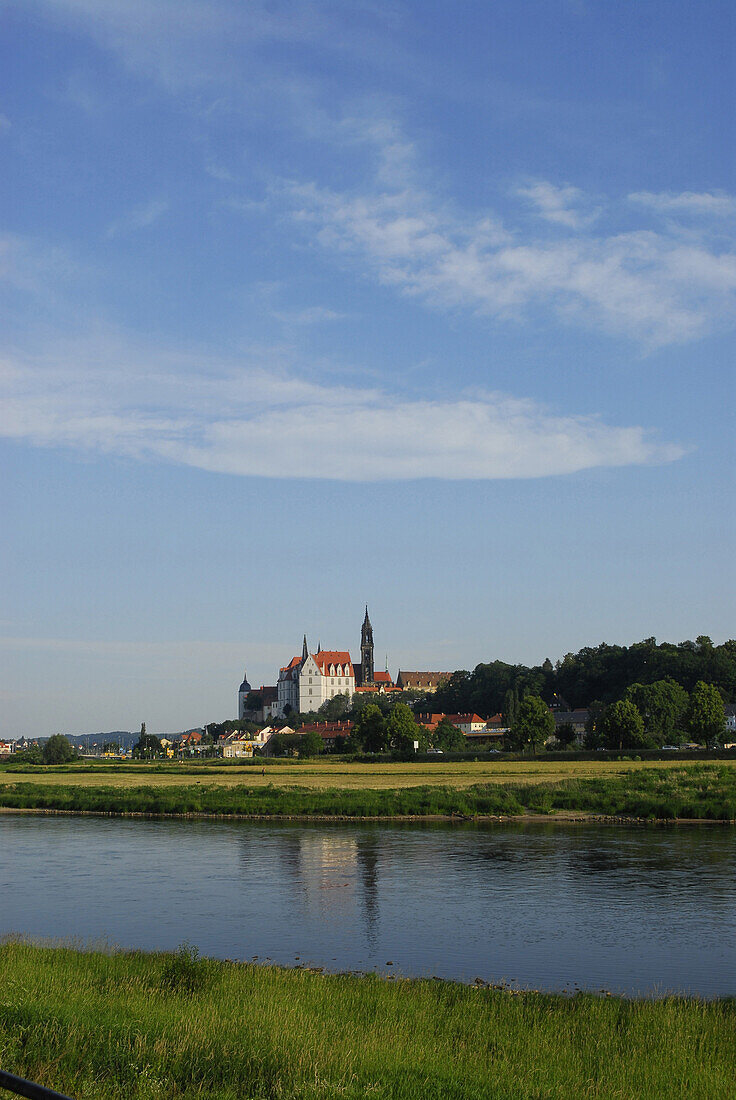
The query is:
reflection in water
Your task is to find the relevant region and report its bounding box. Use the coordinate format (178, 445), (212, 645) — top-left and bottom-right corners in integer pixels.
(0, 816), (734, 996)
(356, 834), (380, 951)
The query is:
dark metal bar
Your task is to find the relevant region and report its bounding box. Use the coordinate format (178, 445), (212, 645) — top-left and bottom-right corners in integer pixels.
(0, 1070), (75, 1100)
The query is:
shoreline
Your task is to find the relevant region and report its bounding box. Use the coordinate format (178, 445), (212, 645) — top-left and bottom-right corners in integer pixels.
(0, 805), (732, 825)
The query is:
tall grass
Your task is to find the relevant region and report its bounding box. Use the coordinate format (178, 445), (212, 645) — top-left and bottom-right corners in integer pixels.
(1, 765), (736, 819)
(0, 942), (733, 1099)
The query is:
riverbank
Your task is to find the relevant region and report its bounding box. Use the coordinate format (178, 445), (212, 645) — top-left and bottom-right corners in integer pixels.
(1, 763), (736, 819)
(1, 941), (733, 1099)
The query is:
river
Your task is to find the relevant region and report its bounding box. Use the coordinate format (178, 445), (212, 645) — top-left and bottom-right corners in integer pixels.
(2, 815), (734, 996)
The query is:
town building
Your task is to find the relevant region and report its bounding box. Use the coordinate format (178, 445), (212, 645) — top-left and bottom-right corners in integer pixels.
(277, 636), (356, 715)
(396, 671), (451, 692)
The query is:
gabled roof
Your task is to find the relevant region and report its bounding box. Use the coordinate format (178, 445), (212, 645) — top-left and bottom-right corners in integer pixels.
(374, 670), (393, 684)
(279, 655), (302, 678)
(313, 651), (354, 675)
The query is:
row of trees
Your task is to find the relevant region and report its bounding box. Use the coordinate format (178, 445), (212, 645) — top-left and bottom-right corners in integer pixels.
(433, 637), (736, 718)
(500, 679), (728, 755)
(583, 681), (726, 751)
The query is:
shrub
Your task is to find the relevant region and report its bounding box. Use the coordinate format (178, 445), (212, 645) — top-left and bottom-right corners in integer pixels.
(160, 943), (210, 994)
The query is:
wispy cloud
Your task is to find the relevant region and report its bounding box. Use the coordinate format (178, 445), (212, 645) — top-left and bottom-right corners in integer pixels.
(285, 173), (736, 346)
(106, 199), (168, 238)
(629, 190), (736, 217)
(0, 335), (683, 481)
(271, 305), (345, 325)
(516, 180), (599, 229)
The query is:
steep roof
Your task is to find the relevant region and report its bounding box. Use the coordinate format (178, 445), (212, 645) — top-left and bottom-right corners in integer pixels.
(279, 655), (302, 678)
(313, 651), (354, 675)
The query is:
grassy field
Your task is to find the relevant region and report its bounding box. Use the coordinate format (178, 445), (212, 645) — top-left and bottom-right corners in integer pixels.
(4, 757), (736, 790)
(1, 941), (733, 1099)
(2, 764), (736, 818)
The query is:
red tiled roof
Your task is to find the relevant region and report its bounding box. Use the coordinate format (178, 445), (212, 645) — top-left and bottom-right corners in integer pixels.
(417, 712), (444, 728)
(299, 720), (355, 740)
(313, 651), (354, 676)
(373, 670), (392, 683)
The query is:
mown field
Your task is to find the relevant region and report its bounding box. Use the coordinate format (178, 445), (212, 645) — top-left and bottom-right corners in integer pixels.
(4, 757), (736, 790)
(1, 941), (733, 1099)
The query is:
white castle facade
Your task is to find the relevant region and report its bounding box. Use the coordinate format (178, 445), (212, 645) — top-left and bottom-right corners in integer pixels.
(277, 638), (356, 716)
(239, 609), (381, 720)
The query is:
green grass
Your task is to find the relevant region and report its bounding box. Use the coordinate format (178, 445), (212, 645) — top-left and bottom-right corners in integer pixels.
(3, 757), (736, 793)
(2, 764), (736, 819)
(0, 941), (733, 1099)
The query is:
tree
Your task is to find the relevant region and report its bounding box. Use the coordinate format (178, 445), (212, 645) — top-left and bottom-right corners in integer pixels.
(433, 717), (465, 752)
(318, 693), (350, 721)
(133, 732), (163, 759)
(386, 703), (425, 756)
(103, 741), (121, 755)
(508, 696), (554, 754)
(624, 680), (688, 745)
(42, 735), (76, 765)
(599, 700), (649, 751)
(244, 690), (264, 712)
(298, 730), (323, 757)
(503, 687), (519, 728)
(686, 681), (725, 747)
(14, 745), (43, 764)
(353, 704), (389, 754)
(555, 722), (577, 750)
(583, 701), (605, 749)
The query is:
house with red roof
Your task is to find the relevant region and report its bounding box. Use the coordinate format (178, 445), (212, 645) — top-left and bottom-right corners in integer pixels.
(277, 634), (356, 715)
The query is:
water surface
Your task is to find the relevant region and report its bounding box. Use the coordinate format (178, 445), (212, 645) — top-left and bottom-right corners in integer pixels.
(2, 815), (734, 996)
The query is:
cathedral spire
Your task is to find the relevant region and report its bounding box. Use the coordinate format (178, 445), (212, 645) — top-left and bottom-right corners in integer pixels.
(302, 634), (308, 662)
(360, 606), (374, 686)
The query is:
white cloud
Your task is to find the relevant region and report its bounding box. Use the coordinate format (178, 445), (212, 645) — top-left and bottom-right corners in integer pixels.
(0, 338), (683, 481)
(629, 190), (736, 217)
(286, 177), (736, 346)
(271, 305), (345, 325)
(106, 199), (168, 238)
(516, 180), (599, 229)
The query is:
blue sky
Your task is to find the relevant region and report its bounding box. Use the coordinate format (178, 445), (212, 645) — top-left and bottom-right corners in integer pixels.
(1, 0), (734, 737)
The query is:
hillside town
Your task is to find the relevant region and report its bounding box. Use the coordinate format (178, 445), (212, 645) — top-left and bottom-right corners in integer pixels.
(4, 621), (735, 762)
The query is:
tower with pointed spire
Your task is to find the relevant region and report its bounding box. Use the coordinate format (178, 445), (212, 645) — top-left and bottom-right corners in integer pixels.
(237, 667), (252, 719)
(360, 606), (375, 686)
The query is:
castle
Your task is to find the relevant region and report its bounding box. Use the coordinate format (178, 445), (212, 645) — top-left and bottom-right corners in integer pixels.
(239, 608), (396, 720)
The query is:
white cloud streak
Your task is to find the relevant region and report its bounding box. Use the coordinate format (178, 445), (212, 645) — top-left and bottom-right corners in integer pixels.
(106, 198), (168, 237)
(286, 179), (736, 346)
(0, 338), (683, 481)
(628, 191), (736, 217)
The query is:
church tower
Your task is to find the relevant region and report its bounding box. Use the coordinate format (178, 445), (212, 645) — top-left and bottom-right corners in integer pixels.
(238, 667), (252, 720)
(360, 606), (374, 685)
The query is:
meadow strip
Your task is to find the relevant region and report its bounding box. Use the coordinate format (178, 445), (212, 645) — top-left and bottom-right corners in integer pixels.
(1, 764), (736, 819)
(0, 941), (733, 1100)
